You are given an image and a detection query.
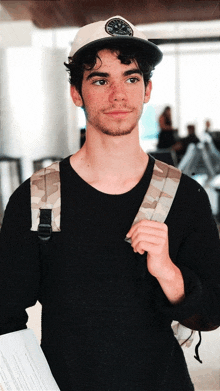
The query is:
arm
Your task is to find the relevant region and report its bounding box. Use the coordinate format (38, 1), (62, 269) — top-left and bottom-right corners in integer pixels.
(126, 180), (220, 330)
(156, 263), (185, 305)
(0, 179), (40, 335)
(0, 181), (61, 390)
(126, 220), (185, 305)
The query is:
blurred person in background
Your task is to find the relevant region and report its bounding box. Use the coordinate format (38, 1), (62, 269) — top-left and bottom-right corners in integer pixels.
(204, 119), (212, 133)
(173, 124), (200, 162)
(157, 106), (178, 149)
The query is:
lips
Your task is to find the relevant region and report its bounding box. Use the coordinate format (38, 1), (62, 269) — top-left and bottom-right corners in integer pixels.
(106, 111), (130, 114)
(104, 110), (132, 117)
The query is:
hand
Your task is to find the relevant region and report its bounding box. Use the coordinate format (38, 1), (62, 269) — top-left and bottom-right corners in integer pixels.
(126, 220), (173, 279)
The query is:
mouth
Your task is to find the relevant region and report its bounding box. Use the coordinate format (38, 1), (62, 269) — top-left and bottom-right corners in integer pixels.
(104, 111), (132, 118)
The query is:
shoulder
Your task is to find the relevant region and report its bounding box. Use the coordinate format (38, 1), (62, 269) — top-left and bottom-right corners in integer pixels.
(7, 156), (69, 209)
(1, 157), (70, 232)
(7, 177), (31, 208)
(170, 171), (213, 225)
(164, 170), (219, 249)
(151, 159), (206, 203)
(178, 172), (210, 204)
(1, 178), (31, 232)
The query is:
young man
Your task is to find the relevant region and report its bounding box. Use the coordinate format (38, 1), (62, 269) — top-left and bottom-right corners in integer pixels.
(1, 16), (220, 391)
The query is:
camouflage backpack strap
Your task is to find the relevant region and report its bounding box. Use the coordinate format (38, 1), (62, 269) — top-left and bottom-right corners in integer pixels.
(125, 159), (198, 354)
(30, 162), (61, 241)
(125, 159), (182, 243)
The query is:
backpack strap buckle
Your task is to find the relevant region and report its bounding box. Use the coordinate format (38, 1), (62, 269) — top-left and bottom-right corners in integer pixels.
(38, 209), (52, 242)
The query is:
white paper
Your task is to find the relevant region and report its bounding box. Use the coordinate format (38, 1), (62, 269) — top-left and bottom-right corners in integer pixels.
(172, 321), (196, 348)
(0, 328), (60, 391)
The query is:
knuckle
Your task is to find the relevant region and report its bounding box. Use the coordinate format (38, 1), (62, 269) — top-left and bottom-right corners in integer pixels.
(136, 226), (141, 234)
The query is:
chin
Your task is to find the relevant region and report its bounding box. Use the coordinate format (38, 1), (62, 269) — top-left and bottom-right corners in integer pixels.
(101, 128), (133, 137)
(99, 122), (137, 137)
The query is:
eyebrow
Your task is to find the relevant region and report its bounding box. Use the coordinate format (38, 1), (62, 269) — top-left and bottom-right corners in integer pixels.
(86, 72), (109, 81)
(124, 69), (143, 77)
(86, 69), (143, 81)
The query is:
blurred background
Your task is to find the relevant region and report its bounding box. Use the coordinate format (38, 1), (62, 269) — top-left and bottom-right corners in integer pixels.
(0, 1), (220, 389)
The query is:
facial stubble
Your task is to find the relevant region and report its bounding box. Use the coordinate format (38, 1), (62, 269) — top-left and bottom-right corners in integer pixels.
(83, 106), (144, 137)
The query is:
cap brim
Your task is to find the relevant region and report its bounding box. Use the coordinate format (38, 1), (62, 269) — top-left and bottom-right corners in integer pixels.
(70, 36), (163, 67)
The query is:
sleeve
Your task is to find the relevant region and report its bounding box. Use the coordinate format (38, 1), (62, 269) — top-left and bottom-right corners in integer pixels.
(157, 180), (220, 331)
(0, 179), (41, 335)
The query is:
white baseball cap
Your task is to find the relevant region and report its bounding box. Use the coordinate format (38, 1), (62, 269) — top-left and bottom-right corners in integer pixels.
(69, 15), (163, 66)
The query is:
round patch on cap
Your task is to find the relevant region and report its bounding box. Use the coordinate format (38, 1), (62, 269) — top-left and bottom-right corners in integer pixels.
(105, 17), (133, 37)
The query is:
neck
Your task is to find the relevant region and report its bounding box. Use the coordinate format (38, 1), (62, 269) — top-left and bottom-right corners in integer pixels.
(79, 125), (148, 178)
(70, 125), (149, 194)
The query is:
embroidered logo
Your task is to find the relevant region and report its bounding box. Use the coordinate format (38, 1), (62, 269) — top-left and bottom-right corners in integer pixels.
(105, 18), (133, 37)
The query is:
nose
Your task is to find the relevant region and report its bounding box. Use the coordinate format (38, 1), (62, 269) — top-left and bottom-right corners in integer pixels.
(109, 82), (127, 103)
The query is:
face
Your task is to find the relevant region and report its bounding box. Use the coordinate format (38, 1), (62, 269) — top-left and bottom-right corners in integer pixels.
(206, 120), (210, 128)
(71, 49), (152, 137)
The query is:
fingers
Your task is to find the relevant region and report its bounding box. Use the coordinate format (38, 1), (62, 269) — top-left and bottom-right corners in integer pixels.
(126, 220), (168, 255)
(131, 240), (159, 255)
(126, 220), (168, 240)
(130, 226), (167, 243)
(131, 236), (166, 254)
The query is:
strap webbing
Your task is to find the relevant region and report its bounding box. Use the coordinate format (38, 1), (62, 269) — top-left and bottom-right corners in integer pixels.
(30, 162), (61, 232)
(125, 159), (182, 243)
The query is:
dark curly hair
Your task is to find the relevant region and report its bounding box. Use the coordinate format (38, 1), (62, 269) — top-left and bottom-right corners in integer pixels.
(64, 41), (154, 96)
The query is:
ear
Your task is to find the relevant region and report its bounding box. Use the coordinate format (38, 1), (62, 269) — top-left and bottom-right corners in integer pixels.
(144, 80), (152, 104)
(70, 85), (83, 107)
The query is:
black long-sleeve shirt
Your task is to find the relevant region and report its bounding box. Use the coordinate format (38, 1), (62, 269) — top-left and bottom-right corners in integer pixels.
(1, 155), (220, 390)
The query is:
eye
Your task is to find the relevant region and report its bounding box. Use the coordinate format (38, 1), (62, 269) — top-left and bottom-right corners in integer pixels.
(127, 77), (140, 84)
(92, 79), (107, 86)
